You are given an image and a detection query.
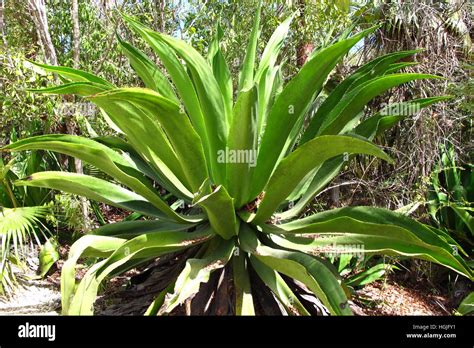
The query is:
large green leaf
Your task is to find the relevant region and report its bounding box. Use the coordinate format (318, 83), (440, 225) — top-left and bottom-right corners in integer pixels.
(300, 50), (420, 143)
(279, 96), (453, 220)
(61, 235), (126, 314)
(254, 13), (295, 83)
(91, 219), (196, 237)
(92, 135), (191, 200)
(89, 88), (208, 193)
(163, 237), (234, 313)
(39, 238), (59, 278)
(68, 229), (213, 315)
(262, 207), (473, 279)
(116, 35), (177, 101)
(27, 81), (110, 96)
(208, 23), (233, 120)
(452, 205), (474, 236)
(123, 18), (212, 174)
(239, 224), (352, 315)
(87, 95), (190, 193)
(154, 31), (229, 128)
(279, 157), (344, 221)
(256, 64), (282, 138)
(27, 60), (114, 87)
(123, 15), (228, 184)
(354, 96), (453, 140)
(226, 86), (258, 207)
(3, 135), (195, 222)
(15, 172), (171, 219)
(345, 263), (397, 287)
(318, 74), (442, 136)
(253, 135), (392, 224)
(250, 256), (310, 315)
(232, 251), (255, 315)
(457, 292), (474, 315)
(238, 0), (261, 91)
(249, 27), (377, 200)
(193, 180), (238, 240)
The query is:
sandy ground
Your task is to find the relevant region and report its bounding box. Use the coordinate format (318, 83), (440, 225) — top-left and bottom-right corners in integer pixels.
(0, 279), (60, 315)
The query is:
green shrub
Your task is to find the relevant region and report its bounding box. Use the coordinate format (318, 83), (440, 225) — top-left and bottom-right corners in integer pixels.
(428, 143), (474, 252)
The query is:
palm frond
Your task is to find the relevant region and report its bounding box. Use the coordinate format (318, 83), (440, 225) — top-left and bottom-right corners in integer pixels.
(0, 206), (49, 295)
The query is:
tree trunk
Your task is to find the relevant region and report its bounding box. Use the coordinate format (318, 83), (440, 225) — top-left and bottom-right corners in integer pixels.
(159, 0), (165, 32)
(0, 0), (6, 49)
(0, 0), (12, 66)
(71, 0), (80, 68)
(27, 0), (57, 65)
(296, 0), (314, 67)
(93, 0), (115, 20)
(71, 0), (89, 231)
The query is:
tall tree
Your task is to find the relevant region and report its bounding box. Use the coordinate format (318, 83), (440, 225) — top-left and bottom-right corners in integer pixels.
(0, 0), (11, 66)
(71, 0), (89, 229)
(71, 0), (80, 68)
(296, 0), (314, 67)
(27, 0), (57, 64)
(0, 0), (6, 49)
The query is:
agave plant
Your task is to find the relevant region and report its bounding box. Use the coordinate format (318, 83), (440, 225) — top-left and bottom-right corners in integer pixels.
(428, 143), (474, 251)
(3, 9), (472, 315)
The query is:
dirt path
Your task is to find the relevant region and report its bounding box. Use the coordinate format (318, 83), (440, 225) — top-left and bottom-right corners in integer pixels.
(0, 250), (61, 315)
(353, 280), (451, 315)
